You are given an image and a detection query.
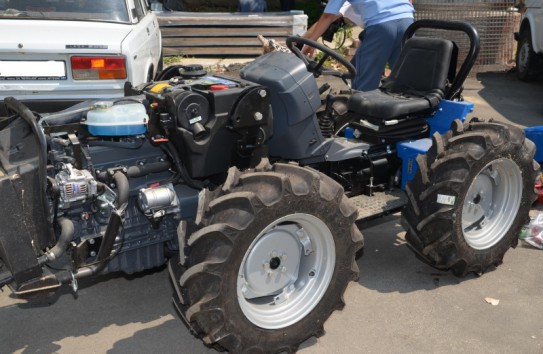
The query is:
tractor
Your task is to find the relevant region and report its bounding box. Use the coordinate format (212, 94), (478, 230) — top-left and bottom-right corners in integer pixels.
(0, 20), (537, 353)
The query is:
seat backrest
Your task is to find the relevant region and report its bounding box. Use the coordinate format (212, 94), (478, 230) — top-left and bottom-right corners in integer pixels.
(381, 37), (454, 101)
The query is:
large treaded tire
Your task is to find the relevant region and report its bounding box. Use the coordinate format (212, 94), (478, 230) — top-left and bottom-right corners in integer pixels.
(402, 119), (539, 276)
(171, 160), (363, 353)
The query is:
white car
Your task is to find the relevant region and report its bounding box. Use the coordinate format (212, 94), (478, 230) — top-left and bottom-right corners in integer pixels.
(516, 0), (543, 81)
(0, 0), (162, 114)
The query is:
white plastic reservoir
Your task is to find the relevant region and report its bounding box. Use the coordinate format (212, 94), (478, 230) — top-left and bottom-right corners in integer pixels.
(84, 102), (148, 136)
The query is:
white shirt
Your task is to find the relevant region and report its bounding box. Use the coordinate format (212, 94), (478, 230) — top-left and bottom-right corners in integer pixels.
(340, 3), (364, 27)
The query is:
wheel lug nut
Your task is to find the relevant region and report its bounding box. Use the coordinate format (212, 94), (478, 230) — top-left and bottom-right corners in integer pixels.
(281, 266), (287, 273)
(271, 250), (278, 258)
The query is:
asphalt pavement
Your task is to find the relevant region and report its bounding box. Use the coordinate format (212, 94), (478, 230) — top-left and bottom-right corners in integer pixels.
(1, 69), (543, 354)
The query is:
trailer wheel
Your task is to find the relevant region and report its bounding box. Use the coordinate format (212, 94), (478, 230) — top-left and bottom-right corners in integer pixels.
(402, 119), (538, 276)
(172, 161), (363, 353)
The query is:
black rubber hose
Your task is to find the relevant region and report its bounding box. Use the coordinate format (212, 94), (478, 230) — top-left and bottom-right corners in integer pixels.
(112, 171), (129, 206)
(69, 173), (128, 277)
(37, 218), (75, 265)
(97, 161), (171, 180)
(126, 161), (171, 178)
(75, 208), (124, 278)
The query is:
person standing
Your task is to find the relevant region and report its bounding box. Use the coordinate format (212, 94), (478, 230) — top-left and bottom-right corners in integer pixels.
(302, 0), (414, 91)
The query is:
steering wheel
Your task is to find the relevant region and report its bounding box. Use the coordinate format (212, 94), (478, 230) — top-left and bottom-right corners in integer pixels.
(285, 36), (356, 80)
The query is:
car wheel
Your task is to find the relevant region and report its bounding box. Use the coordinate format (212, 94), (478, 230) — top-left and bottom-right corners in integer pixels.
(516, 29), (540, 81)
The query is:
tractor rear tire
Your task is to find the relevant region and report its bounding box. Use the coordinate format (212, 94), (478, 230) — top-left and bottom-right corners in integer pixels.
(171, 160), (363, 353)
(402, 119), (538, 276)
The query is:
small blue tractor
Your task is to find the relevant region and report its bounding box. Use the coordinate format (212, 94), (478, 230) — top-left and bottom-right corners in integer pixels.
(0, 20), (537, 353)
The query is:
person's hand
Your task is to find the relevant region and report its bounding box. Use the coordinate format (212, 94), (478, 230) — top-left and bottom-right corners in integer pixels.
(301, 45), (315, 58)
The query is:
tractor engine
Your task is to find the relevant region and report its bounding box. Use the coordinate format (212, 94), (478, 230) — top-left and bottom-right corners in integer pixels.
(0, 73), (272, 294)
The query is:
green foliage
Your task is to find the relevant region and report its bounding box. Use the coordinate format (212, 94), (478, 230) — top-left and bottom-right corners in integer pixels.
(163, 55), (191, 66)
(292, 0), (323, 27)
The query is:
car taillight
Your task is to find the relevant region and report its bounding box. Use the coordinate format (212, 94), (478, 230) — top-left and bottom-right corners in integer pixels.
(71, 56), (127, 80)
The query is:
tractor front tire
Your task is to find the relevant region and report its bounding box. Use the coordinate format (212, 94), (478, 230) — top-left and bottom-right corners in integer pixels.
(402, 119), (538, 276)
(171, 161), (363, 353)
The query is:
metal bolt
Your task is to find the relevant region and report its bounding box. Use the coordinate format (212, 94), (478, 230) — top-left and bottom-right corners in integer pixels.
(282, 253), (288, 260)
(281, 266), (287, 273)
(241, 284), (248, 294)
(254, 112), (263, 121)
(89, 239), (95, 245)
(258, 89), (267, 98)
(271, 250), (278, 258)
(90, 251), (96, 257)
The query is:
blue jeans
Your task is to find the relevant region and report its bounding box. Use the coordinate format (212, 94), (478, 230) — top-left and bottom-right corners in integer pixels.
(238, 0), (267, 12)
(351, 17), (414, 91)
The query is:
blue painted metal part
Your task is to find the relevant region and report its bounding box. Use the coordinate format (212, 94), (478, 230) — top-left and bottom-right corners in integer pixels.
(426, 99), (474, 135)
(397, 138), (432, 190)
(525, 126), (543, 163)
(396, 99), (474, 190)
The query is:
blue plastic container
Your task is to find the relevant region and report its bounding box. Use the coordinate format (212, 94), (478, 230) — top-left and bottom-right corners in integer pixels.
(84, 102), (148, 136)
(397, 138), (432, 190)
(525, 126), (543, 163)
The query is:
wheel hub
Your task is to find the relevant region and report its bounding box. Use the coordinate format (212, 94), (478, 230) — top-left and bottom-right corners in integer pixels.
(241, 226), (302, 299)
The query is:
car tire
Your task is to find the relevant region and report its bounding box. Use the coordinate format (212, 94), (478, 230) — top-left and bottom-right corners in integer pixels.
(516, 29), (540, 81)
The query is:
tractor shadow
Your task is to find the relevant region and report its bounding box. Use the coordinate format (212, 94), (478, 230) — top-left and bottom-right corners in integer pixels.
(466, 70), (543, 128)
(355, 214), (482, 294)
(0, 265), (211, 354)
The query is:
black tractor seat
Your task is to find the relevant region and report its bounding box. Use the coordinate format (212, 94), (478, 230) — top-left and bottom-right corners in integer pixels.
(348, 37), (455, 128)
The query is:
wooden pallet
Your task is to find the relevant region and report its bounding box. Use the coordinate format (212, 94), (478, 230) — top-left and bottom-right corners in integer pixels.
(157, 11), (308, 56)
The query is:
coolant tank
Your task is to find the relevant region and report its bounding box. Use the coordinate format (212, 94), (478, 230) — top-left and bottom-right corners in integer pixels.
(84, 102), (148, 136)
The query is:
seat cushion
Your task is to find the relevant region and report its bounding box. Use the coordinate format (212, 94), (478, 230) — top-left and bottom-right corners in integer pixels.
(347, 37), (454, 123)
(348, 89), (438, 122)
